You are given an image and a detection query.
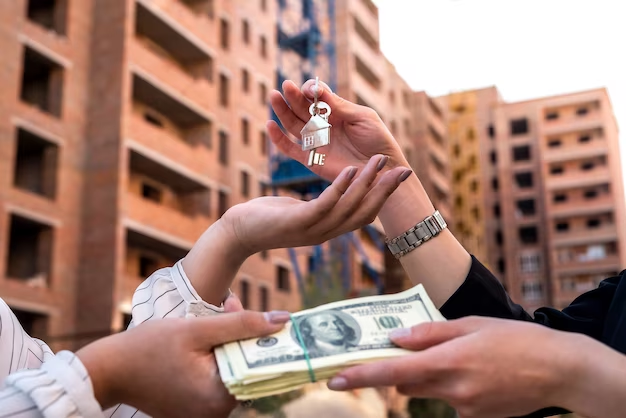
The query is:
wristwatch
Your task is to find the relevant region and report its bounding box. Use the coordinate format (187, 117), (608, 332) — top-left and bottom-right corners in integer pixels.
(386, 210), (447, 259)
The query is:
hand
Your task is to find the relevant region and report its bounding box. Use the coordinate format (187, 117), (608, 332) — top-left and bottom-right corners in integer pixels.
(327, 317), (589, 418)
(268, 79), (408, 181)
(221, 154), (412, 253)
(182, 155), (409, 305)
(77, 310), (290, 418)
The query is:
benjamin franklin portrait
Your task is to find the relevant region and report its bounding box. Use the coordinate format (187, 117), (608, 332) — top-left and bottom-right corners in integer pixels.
(291, 310), (361, 358)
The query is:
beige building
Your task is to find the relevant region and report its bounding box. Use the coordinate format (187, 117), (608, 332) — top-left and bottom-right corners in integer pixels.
(440, 87), (625, 311)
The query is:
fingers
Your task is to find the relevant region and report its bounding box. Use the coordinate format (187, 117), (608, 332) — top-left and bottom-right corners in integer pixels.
(299, 164), (359, 227)
(269, 87), (306, 140)
(327, 155), (389, 219)
(192, 310), (290, 348)
(326, 318), (488, 392)
(266, 120), (306, 164)
(300, 79), (370, 123)
(223, 293), (244, 313)
(327, 352), (436, 391)
(304, 155), (384, 224)
(390, 317), (486, 351)
(283, 80), (315, 124)
(298, 156), (411, 237)
(333, 166), (412, 233)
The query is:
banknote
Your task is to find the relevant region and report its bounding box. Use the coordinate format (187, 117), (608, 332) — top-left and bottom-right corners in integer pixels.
(216, 284), (445, 399)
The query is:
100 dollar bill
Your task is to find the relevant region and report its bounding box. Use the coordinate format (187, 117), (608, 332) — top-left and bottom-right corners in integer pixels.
(217, 284), (445, 391)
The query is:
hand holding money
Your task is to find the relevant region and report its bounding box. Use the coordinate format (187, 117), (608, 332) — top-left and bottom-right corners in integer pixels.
(216, 285), (445, 400)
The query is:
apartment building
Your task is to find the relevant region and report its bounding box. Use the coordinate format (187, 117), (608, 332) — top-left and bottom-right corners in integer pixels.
(438, 88), (501, 267)
(527, 89), (625, 309)
(0, 0), (301, 349)
(0, 0), (93, 348)
(441, 87), (625, 311)
(0, 0), (454, 357)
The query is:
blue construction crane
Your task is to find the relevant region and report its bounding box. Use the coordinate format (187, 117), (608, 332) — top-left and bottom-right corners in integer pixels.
(271, 0), (382, 301)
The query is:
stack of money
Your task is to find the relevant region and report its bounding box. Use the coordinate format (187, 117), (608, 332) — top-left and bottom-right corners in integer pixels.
(216, 284), (446, 400)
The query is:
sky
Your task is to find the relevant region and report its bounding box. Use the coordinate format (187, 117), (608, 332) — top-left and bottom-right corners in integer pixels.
(375, 0), (626, 171)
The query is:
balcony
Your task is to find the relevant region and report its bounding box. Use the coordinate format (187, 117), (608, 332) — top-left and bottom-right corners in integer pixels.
(134, 0), (211, 48)
(545, 167), (610, 190)
(20, 45), (64, 118)
(352, 14), (378, 51)
(27, 0), (67, 35)
(350, 29), (382, 77)
(134, 2), (214, 91)
(13, 127), (59, 200)
(131, 68), (211, 129)
(128, 112), (212, 172)
(428, 135), (448, 166)
(554, 254), (621, 276)
(429, 163), (450, 196)
(542, 116), (603, 137)
(124, 227), (189, 280)
(5, 213), (54, 288)
(427, 115), (446, 143)
(543, 143), (608, 163)
(125, 226), (184, 290)
(354, 54), (382, 91)
(125, 147), (213, 243)
(549, 196), (614, 218)
(351, 0), (380, 40)
(125, 193), (209, 244)
(552, 224), (617, 247)
(352, 77), (382, 116)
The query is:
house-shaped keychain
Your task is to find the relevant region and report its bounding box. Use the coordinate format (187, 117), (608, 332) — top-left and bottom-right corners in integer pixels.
(300, 114), (332, 151)
(301, 101), (332, 166)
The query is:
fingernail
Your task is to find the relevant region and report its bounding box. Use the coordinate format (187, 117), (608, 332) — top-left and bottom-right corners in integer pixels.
(264, 311), (291, 324)
(310, 84), (320, 95)
(346, 166), (358, 180)
(389, 328), (411, 340)
(328, 376), (348, 391)
(398, 169), (413, 184)
(376, 155), (389, 172)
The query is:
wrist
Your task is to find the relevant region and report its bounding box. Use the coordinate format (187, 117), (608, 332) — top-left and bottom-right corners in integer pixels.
(378, 174), (436, 238)
(558, 333), (626, 416)
(77, 334), (127, 409)
(182, 218), (250, 305)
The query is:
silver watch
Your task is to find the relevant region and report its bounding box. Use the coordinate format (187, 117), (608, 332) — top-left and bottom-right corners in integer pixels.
(386, 210), (447, 259)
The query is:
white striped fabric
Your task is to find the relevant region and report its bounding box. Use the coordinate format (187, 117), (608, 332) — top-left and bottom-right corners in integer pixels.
(0, 260), (223, 417)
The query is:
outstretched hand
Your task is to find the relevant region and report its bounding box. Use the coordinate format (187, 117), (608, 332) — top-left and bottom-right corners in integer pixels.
(222, 154), (411, 254)
(327, 317), (589, 418)
(268, 79), (408, 181)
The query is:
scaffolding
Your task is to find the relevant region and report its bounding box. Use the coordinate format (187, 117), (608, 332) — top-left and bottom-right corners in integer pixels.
(272, 0), (383, 301)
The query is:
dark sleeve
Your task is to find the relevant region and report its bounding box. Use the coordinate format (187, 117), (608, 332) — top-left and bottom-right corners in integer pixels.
(440, 256), (622, 418)
(441, 256), (620, 341)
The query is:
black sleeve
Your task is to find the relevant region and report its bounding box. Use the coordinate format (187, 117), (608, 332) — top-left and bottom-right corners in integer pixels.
(439, 256), (622, 418)
(441, 256), (620, 341)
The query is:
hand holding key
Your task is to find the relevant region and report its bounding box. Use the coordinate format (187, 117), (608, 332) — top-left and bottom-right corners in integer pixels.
(268, 79), (408, 181)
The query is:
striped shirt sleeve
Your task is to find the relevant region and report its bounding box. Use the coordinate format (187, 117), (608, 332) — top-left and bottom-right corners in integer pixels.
(0, 351), (103, 418)
(1, 259), (226, 418)
(103, 259), (228, 418)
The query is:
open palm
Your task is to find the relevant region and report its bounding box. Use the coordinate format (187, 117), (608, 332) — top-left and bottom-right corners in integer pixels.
(222, 157), (411, 254)
(268, 79), (407, 181)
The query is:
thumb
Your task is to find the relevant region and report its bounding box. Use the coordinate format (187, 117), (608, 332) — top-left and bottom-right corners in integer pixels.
(191, 310), (291, 348)
(223, 293), (244, 313)
(301, 79), (367, 122)
(390, 317), (485, 351)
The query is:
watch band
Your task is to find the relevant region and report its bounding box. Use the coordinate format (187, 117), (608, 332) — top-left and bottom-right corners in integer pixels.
(386, 210), (447, 259)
